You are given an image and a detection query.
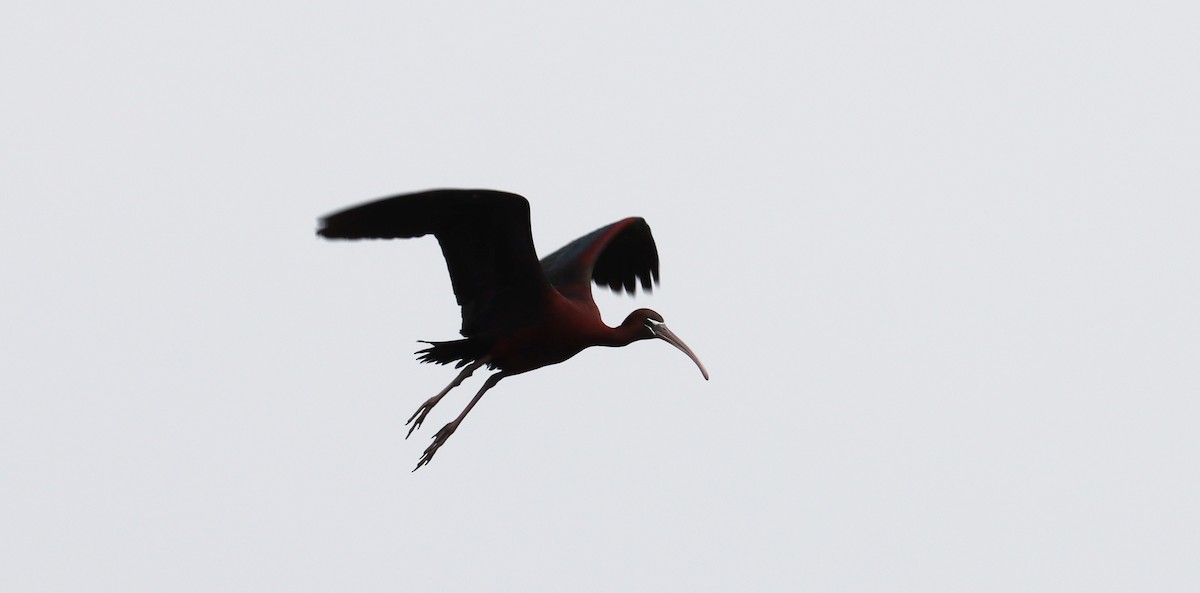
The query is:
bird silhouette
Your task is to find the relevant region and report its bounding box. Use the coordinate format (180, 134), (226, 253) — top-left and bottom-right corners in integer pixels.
(318, 189), (708, 469)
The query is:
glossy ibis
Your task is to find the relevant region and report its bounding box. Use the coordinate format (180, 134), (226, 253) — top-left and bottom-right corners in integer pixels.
(317, 189), (708, 470)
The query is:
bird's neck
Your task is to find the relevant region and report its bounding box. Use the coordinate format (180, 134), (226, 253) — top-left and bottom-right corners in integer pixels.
(601, 317), (648, 348)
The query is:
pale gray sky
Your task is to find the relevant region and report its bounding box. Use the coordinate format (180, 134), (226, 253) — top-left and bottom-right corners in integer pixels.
(3, 1), (1198, 591)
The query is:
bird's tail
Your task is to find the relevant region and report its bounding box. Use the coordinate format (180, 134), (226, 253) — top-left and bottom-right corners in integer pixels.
(415, 339), (490, 368)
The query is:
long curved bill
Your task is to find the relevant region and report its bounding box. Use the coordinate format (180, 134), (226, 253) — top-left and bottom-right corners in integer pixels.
(651, 323), (710, 380)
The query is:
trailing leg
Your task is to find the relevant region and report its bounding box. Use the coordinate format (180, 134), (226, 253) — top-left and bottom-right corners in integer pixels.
(405, 358), (486, 438)
(413, 372), (506, 471)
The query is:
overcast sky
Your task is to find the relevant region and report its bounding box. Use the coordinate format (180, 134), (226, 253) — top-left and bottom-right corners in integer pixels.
(3, 1), (1198, 591)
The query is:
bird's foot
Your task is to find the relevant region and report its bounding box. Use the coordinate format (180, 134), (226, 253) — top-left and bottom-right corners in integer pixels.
(405, 396), (441, 438)
(412, 420), (459, 471)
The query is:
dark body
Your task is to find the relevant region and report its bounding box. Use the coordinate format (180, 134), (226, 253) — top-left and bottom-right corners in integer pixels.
(318, 189), (707, 469)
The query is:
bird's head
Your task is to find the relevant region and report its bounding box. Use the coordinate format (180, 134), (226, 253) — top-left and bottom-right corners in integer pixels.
(622, 308), (709, 380)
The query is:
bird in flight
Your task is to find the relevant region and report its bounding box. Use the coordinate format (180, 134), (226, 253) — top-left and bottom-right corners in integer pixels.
(317, 189), (708, 470)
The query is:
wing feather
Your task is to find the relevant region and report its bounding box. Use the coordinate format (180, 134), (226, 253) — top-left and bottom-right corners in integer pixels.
(318, 189), (547, 337)
(539, 217), (659, 301)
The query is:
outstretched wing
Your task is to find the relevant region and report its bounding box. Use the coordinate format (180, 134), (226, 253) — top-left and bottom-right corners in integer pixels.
(317, 189), (548, 337)
(539, 217), (659, 302)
